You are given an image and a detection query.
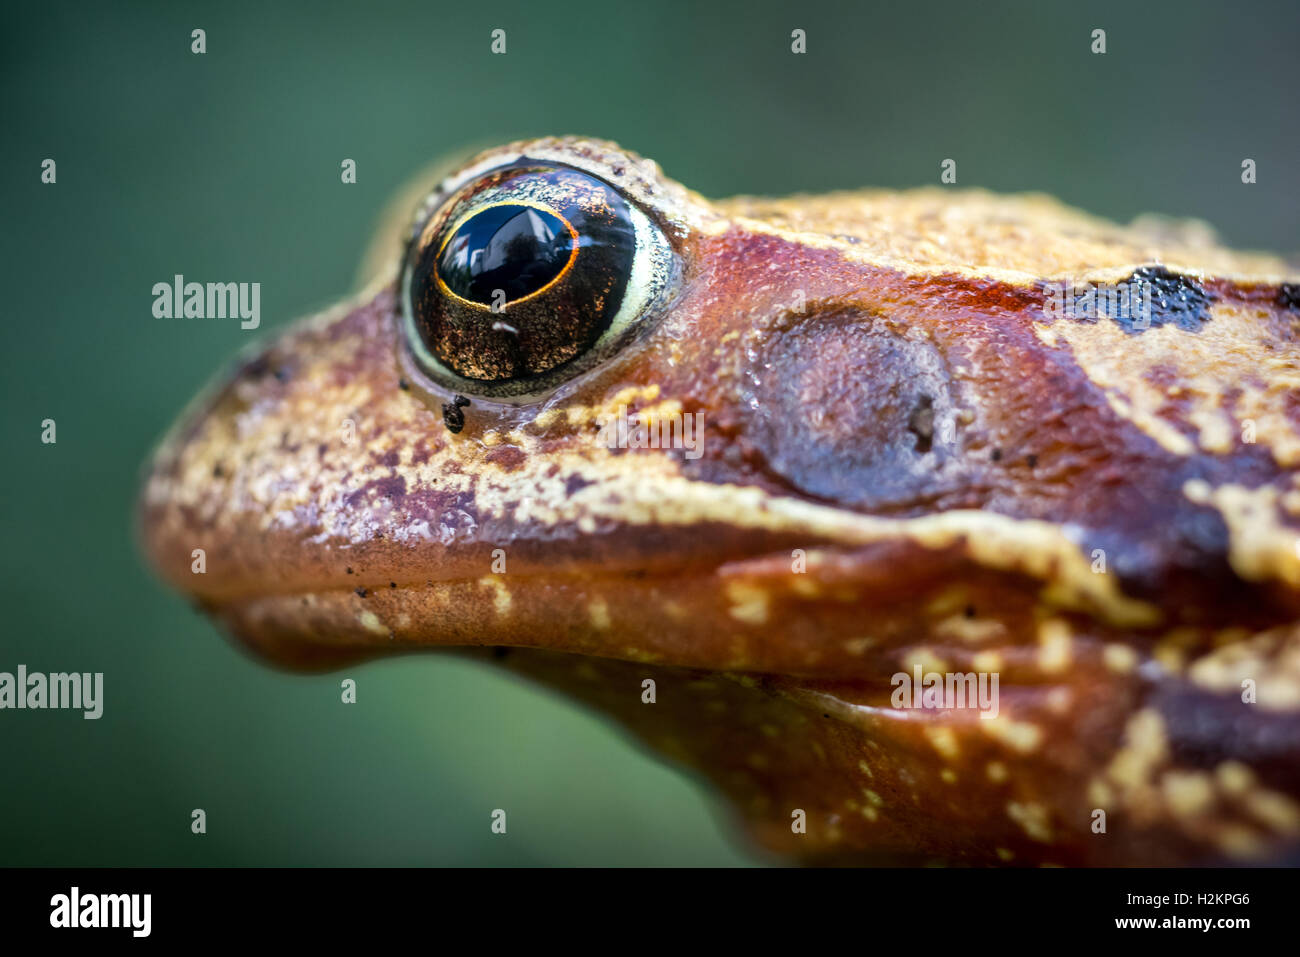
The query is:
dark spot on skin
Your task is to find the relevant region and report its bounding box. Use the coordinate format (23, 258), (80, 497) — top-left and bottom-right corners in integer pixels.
(443, 395), (471, 434)
(565, 474), (595, 497)
(240, 354), (273, 379)
(212, 463), (225, 478)
(1279, 284), (1300, 311)
(380, 450), (400, 468)
(355, 587), (368, 598)
(1123, 267), (1212, 334)
(345, 475), (407, 507)
(1026, 454), (1038, 468)
(1153, 684), (1300, 795)
(390, 582), (397, 589)
(991, 448), (1003, 462)
(300, 597), (308, 606)
(273, 368), (290, 383)
(964, 605), (975, 619)
(372, 476), (406, 500)
(1126, 266), (1212, 333)
(486, 445), (526, 471)
(1043, 266), (1211, 334)
(823, 714), (830, 719)
(346, 567), (353, 575)
(492, 646), (511, 659)
(906, 395), (934, 454)
(398, 377), (411, 390)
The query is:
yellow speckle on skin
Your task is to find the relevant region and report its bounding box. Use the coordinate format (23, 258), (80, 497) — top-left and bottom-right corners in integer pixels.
(587, 596), (611, 630)
(530, 408), (561, 431)
(1103, 643), (1139, 673)
(1193, 411), (1234, 455)
(605, 383), (661, 413)
(1212, 626), (1252, 648)
(981, 718), (1043, 754)
(1184, 481), (1300, 588)
(1282, 488), (1300, 516)
(857, 760), (874, 779)
(1244, 791), (1300, 835)
(726, 580), (770, 625)
(925, 585), (971, 617)
(996, 847), (1015, 862)
(924, 726), (961, 761)
(1215, 761), (1255, 797)
(1217, 825), (1265, 860)
(863, 789), (884, 808)
(358, 610), (386, 636)
(861, 805), (879, 822)
(1006, 801), (1054, 843)
(973, 651), (1003, 672)
(791, 576), (821, 598)
(1045, 687), (1072, 715)
(935, 614), (1006, 644)
(1187, 625), (1300, 710)
(940, 769), (958, 784)
(906, 648), (949, 675)
(986, 761), (1009, 783)
(1103, 392), (1196, 456)
(1184, 478), (1212, 502)
(1105, 710), (1168, 821)
(479, 575), (512, 617)
(1037, 618), (1072, 673)
(1153, 642), (1185, 674)
(1161, 771), (1216, 819)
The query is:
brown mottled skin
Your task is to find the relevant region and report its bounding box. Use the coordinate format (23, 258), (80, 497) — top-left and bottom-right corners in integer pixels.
(139, 137), (1300, 866)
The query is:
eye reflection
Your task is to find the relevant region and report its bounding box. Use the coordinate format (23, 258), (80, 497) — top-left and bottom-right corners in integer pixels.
(401, 160), (675, 398)
(437, 203), (577, 305)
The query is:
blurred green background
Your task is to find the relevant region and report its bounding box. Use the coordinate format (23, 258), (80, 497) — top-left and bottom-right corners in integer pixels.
(2, 0), (1296, 866)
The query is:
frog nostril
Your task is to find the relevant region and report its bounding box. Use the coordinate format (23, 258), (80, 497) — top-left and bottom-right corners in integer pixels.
(907, 394), (935, 454)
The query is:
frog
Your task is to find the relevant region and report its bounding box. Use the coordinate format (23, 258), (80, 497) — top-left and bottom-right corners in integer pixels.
(138, 136), (1300, 866)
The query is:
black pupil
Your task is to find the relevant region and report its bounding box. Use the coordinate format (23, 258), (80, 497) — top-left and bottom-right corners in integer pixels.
(437, 204), (573, 305)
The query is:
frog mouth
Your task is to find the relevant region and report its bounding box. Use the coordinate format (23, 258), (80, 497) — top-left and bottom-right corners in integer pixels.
(164, 506), (1144, 678)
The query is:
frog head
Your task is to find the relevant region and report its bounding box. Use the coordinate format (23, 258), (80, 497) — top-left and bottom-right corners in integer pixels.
(139, 136), (1300, 865)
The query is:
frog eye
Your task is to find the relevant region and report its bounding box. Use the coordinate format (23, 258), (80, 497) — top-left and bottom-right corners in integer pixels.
(400, 162), (675, 400)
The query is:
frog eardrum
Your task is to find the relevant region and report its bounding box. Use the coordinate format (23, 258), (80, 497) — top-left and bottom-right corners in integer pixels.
(401, 161), (675, 399)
